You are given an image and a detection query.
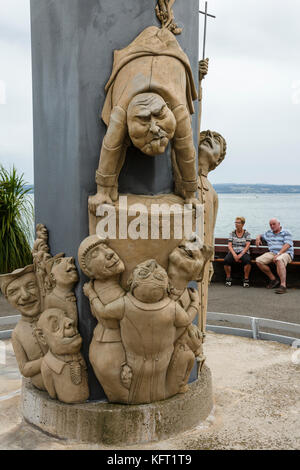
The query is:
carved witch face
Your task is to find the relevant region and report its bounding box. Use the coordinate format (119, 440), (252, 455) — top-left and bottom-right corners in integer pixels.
(6, 273), (41, 318)
(129, 259), (169, 303)
(51, 257), (78, 287)
(127, 93), (176, 156)
(198, 130), (225, 173)
(168, 239), (212, 284)
(36, 309), (82, 356)
(85, 243), (125, 279)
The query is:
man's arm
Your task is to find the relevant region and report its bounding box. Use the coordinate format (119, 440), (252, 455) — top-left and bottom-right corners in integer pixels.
(274, 243), (292, 261)
(83, 282), (124, 321)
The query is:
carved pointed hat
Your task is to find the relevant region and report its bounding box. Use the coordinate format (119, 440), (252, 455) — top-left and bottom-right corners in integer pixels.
(0, 265), (34, 296)
(102, 26), (198, 125)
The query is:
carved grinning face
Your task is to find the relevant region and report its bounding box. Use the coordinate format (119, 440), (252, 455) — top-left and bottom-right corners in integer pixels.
(130, 260), (169, 303)
(6, 273), (41, 317)
(85, 243), (125, 279)
(199, 130), (224, 172)
(51, 257), (78, 286)
(37, 309), (82, 355)
(127, 93), (176, 156)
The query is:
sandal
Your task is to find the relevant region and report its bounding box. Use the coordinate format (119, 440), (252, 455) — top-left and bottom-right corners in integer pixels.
(225, 278), (232, 287)
(243, 279), (250, 288)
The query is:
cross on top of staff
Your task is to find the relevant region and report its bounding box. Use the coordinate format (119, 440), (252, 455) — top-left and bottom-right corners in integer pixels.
(199, 2), (216, 60)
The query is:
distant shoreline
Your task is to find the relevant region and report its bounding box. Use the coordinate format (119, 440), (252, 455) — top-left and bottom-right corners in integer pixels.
(213, 184), (300, 194)
(25, 184), (300, 195)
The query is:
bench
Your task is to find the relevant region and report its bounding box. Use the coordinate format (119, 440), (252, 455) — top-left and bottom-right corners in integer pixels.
(214, 238), (300, 266)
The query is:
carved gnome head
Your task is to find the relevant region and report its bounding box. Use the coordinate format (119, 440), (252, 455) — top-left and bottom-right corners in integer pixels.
(36, 308), (82, 356)
(128, 259), (169, 303)
(168, 234), (213, 286)
(78, 235), (125, 280)
(199, 130), (227, 174)
(45, 255), (78, 293)
(0, 265), (41, 318)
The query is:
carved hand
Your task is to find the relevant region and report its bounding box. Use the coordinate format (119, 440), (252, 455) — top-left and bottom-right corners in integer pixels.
(189, 288), (200, 307)
(83, 281), (95, 300)
(199, 58), (209, 80)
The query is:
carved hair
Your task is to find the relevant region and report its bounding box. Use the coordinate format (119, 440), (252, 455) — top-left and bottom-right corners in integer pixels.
(78, 236), (107, 278)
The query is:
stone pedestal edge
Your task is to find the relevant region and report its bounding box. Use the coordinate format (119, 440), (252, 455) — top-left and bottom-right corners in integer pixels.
(21, 365), (213, 445)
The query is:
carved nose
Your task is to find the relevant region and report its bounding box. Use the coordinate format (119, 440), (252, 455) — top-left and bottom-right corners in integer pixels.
(206, 130), (213, 138)
(20, 287), (30, 299)
(149, 120), (160, 135)
(65, 317), (74, 328)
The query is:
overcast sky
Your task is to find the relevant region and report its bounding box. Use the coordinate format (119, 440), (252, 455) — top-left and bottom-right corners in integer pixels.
(0, 0), (299, 185)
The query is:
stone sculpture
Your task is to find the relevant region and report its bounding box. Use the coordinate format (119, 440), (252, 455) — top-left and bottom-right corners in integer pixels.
(83, 251), (208, 405)
(44, 255), (79, 326)
(88, 25), (198, 212)
(78, 235), (128, 403)
(198, 130), (227, 332)
(0, 224), (86, 403)
(0, 266), (46, 390)
(35, 308), (89, 404)
(155, 0), (183, 35)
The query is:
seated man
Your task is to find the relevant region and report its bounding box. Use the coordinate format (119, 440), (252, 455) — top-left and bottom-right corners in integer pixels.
(255, 218), (294, 294)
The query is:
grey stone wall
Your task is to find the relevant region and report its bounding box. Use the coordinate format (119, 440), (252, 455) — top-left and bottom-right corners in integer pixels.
(31, 0), (199, 399)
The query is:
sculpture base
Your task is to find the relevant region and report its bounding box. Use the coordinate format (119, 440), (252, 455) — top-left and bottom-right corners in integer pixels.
(21, 366), (213, 445)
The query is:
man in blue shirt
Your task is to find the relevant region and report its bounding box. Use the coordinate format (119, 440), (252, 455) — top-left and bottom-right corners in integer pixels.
(255, 218), (294, 294)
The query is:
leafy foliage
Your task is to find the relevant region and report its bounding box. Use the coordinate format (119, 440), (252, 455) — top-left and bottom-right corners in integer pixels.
(0, 166), (34, 274)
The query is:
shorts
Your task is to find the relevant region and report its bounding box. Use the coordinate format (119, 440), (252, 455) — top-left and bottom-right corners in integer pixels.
(256, 252), (292, 267)
(224, 252), (251, 266)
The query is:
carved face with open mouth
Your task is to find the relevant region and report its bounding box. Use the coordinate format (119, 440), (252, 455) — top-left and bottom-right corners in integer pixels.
(127, 93), (176, 156)
(199, 130), (225, 171)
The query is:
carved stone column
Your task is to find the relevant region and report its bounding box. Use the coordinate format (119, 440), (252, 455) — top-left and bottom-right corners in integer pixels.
(31, 0), (199, 400)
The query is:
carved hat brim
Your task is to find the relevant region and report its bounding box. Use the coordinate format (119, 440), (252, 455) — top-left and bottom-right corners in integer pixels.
(0, 264), (34, 296)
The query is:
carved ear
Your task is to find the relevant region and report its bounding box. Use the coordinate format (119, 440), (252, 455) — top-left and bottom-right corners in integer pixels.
(34, 327), (47, 347)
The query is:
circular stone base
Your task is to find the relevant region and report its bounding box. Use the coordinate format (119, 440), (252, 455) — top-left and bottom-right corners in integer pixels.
(21, 366), (213, 445)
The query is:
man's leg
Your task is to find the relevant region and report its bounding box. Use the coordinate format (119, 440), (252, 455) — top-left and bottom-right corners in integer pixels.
(256, 261), (275, 280)
(275, 260), (287, 287)
(256, 252), (279, 288)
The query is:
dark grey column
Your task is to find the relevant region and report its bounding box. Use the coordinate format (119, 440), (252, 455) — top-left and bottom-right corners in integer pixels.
(31, 0), (199, 400)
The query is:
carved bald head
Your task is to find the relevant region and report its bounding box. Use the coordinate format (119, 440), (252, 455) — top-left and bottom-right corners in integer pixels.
(168, 235), (213, 286)
(0, 266), (41, 318)
(199, 130), (227, 173)
(36, 308), (82, 356)
(128, 259), (169, 303)
(127, 93), (176, 156)
(78, 235), (124, 280)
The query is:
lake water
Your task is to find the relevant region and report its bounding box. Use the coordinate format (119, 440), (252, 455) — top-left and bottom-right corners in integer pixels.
(216, 194), (300, 239)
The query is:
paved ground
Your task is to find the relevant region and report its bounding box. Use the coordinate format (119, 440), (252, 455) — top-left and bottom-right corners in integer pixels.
(0, 332), (299, 450)
(208, 283), (300, 324)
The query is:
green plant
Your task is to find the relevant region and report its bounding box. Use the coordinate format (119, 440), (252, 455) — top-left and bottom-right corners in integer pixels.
(0, 165), (34, 274)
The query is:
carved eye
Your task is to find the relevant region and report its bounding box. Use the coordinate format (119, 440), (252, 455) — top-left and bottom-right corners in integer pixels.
(54, 258), (62, 265)
(51, 318), (59, 333)
(138, 269), (151, 279)
(26, 282), (36, 290)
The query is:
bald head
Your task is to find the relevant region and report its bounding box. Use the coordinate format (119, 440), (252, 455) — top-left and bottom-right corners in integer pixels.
(269, 218), (281, 233)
